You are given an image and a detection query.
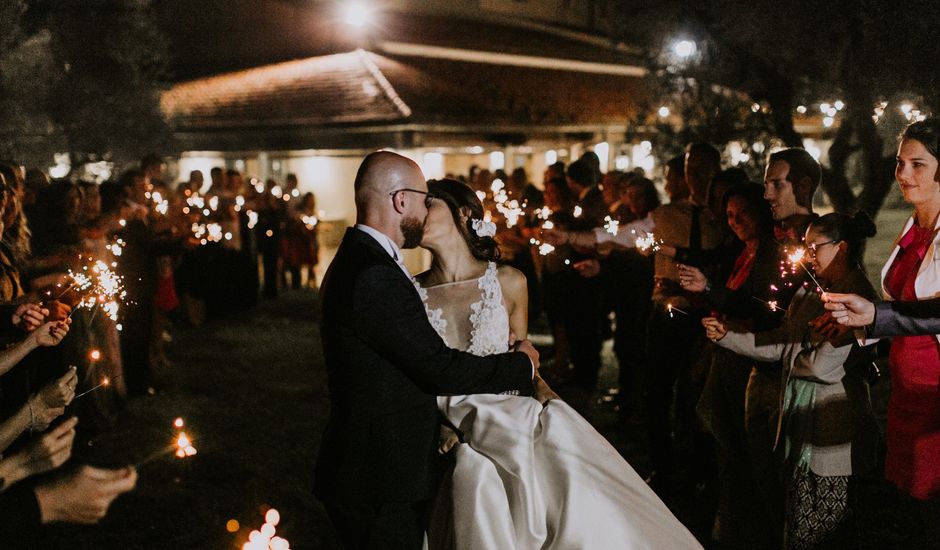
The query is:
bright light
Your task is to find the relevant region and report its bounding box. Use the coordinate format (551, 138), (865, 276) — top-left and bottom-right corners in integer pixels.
(489, 151), (505, 171)
(834, 100), (845, 110)
(594, 142), (610, 173)
(900, 103), (913, 115)
(545, 150), (557, 165)
(615, 156), (630, 170)
(49, 153), (70, 179)
(796, 105), (807, 114)
(657, 106), (670, 117)
(344, 2), (372, 27)
(819, 102), (831, 114)
(673, 40), (696, 58)
(751, 103), (761, 113)
(421, 152), (444, 180)
(823, 116), (834, 128)
(826, 107), (837, 117)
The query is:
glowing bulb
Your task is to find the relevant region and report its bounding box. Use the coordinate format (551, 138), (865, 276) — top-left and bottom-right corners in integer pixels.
(673, 40), (696, 58)
(344, 2), (372, 27)
(89, 349), (101, 361)
(174, 417), (184, 428)
(265, 509), (281, 526)
(657, 106), (670, 117)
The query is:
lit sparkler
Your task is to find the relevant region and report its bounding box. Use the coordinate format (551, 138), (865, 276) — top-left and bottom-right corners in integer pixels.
(667, 303), (690, 318)
(240, 508), (290, 550)
(752, 296), (781, 312)
(785, 247), (824, 291)
(603, 215), (619, 236)
(634, 231), (662, 252)
(65, 259), (127, 322)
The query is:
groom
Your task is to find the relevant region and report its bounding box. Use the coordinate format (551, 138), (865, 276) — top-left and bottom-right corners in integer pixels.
(315, 151), (539, 549)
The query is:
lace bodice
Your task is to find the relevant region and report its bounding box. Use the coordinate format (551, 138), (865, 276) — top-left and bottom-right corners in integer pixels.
(418, 262), (510, 356)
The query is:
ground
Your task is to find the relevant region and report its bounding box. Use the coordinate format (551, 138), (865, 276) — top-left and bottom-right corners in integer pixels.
(40, 207), (912, 549)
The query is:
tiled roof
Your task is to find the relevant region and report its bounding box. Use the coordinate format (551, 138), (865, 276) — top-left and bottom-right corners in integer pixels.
(161, 50), (410, 129)
(162, 49), (649, 148)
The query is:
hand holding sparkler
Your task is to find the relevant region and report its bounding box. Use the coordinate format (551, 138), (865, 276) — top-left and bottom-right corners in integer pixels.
(30, 320), (71, 348)
(0, 417), (78, 488)
(33, 464), (137, 524)
(821, 292), (875, 327)
(702, 317), (727, 341)
(809, 312), (855, 343)
(677, 264), (708, 293)
(28, 367), (78, 431)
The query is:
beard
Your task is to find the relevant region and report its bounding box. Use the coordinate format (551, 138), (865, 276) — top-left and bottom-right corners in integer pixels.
(400, 216), (425, 249)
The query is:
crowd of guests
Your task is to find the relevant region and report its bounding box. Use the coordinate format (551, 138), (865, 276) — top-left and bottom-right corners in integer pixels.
(0, 156), (320, 543)
(462, 119), (940, 548)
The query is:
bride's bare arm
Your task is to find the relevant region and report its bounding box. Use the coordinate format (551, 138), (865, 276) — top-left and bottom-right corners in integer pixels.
(497, 266), (529, 340)
(498, 266), (558, 403)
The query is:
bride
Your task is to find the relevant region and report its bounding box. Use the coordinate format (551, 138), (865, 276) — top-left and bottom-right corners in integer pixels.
(415, 179), (701, 549)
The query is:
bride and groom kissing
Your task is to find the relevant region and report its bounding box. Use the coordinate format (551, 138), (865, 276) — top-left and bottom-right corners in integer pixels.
(315, 151), (700, 549)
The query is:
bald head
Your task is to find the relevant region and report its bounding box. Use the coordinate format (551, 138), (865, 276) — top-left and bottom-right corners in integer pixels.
(355, 151), (423, 207)
(354, 151), (429, 247)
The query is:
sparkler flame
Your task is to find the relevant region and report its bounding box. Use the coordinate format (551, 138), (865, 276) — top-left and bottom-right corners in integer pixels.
(603, 216), (619, 236)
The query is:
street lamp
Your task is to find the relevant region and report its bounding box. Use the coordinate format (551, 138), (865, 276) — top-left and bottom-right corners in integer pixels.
(344, 2), (372, 27)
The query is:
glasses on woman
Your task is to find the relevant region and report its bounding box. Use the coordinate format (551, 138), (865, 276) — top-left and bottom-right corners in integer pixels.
(806, 240), (838, 256)
(389, 188), (434, 209)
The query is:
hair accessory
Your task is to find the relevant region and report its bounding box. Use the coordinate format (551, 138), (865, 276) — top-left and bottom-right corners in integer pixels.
(471, 219), (497, 238)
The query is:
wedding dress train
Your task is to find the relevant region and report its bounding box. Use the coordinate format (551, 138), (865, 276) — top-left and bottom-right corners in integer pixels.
(418, 262), (702, 549)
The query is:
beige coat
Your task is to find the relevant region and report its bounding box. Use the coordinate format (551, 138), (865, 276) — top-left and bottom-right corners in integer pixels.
(717, 268), (879, 477)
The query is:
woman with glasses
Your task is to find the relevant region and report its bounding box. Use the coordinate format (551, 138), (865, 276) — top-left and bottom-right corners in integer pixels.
(702, 212), (880, 549)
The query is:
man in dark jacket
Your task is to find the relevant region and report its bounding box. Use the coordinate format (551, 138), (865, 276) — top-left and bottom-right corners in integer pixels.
(315, 151), (539, 549)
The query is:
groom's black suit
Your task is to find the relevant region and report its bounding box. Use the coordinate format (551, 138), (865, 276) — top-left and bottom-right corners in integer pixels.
(315, 227), (534, 548)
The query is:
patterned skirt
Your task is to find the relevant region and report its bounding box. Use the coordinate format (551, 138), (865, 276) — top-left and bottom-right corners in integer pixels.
(785, 469), (849, 550)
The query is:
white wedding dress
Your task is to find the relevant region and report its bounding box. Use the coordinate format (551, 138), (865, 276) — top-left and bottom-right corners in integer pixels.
(417, 262), (702, 550)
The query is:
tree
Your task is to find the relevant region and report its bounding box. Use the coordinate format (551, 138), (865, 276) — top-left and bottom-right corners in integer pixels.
(607, 0), (940, 217)
(0, 0), (171, 172)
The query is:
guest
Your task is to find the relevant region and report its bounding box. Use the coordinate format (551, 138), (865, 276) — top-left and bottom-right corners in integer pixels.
(859, 118), (940, 545)
(677, 183), (784, 548)
(563, 159), (607, 390)
(704, 212), (880, 549)
(281, 192), (320, 289)
(539, 177), (576, 375)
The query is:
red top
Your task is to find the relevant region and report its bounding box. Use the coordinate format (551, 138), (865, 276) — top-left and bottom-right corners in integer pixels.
(884, 224), (940, 500)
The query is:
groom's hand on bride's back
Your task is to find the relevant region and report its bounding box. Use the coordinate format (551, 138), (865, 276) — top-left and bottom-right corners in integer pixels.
(512, 339), (539, 375)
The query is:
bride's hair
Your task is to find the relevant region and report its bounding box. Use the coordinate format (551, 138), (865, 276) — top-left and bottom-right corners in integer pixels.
(427, 178), (500, 262)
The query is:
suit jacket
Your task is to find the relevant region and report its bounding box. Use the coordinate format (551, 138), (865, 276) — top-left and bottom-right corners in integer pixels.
(314, 228), (534, 503)
(871, 298), (940, 337)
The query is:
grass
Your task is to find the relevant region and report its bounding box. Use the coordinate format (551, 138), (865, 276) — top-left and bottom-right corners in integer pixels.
(42, 290), (337, 550)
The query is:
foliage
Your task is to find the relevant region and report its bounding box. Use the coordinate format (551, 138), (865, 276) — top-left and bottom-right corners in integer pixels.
(0, 0), (170, 171)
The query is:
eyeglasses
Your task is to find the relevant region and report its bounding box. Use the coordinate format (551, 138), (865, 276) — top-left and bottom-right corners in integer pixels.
(806, 240), (838, 255)
(389, 188), (434, 208)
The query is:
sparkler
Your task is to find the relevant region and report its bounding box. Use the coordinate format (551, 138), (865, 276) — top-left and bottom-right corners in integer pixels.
(240, 508), (290, 550)
(603, 216), (619, 236)
(785, 247), (824, 291)
(73, 373), (124, 399)
(634, 230), (662, 252)
(65, 259), (127, 322)
(666, 303), (690, 318)
(751, 296), (781, 312)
